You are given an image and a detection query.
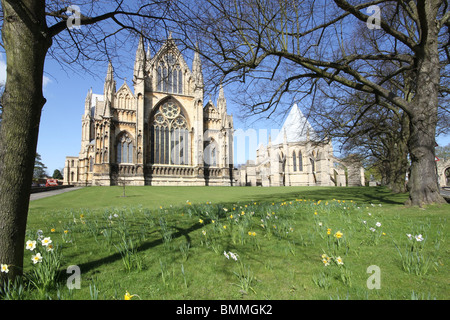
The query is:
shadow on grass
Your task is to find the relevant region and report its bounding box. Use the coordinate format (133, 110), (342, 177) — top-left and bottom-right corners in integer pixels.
(230, 186), (407, 206)
(72, 221), (205, 276)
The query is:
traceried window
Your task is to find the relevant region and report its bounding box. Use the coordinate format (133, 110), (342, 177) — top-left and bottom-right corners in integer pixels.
(117, 132), (134, 163)
(298, 152), (303, 171)
(156, 54), (183, 94)
(151, 101), (189, 165)
(292, 151), (297, 172)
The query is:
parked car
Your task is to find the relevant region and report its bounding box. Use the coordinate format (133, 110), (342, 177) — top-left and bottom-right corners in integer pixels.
(45, 179), (59, 187)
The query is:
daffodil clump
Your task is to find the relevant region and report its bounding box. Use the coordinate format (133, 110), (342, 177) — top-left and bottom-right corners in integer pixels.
(24, 230), (62, 294)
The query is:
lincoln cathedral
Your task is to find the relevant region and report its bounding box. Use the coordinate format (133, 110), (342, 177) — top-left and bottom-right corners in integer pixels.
(64, 35), (234, 186)
(64, 36), (364, 187)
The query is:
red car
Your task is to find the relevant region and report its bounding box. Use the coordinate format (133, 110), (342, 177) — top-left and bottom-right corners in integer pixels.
(45, 179), (58, 187)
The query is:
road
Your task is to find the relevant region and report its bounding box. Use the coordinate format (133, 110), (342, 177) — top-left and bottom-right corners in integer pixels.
(29, 187), (83, 201)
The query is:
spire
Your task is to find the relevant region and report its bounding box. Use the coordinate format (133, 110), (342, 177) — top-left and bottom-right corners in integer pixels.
(217, 84), (227, 114)
(104, 61), (116, 98)
(192, 45), (204, 89)
(84, 87), (92, 115)
(133, 34), (146, 83)
(103, 61), (115, 118)
(105, 61), (114, 83)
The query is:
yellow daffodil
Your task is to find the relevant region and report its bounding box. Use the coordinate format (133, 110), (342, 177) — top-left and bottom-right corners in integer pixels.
(334, 231), (343, 239)
(124, 291), (139, 300)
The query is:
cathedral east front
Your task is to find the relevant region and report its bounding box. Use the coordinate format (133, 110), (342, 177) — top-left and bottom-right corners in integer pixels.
(64, 36), (234, 186)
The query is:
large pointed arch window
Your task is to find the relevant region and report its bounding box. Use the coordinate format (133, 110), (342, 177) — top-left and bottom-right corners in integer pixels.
(151, 101), (189, 165)
(298, 152), (303, 171)
(117, 132), (134, 163)
(156, 54), (183, 94)
(292, 151), (297, 172)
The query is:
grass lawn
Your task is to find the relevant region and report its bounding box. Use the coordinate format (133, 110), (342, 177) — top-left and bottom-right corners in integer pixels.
(4, 186), (447, 300)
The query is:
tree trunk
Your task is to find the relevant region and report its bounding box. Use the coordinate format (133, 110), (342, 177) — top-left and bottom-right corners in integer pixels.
(0, 0), (52, 282)
(389, 114), (409, 194)
(388, 140), (408, 194)
(406, 2), (445, 206)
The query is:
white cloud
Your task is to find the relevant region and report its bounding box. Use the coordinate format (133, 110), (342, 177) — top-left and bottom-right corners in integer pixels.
(43, 75), (51, 88)
(0, 54), (6, 86)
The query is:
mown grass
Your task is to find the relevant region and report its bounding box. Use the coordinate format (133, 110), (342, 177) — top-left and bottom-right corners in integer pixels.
(2, 186), (448, 300)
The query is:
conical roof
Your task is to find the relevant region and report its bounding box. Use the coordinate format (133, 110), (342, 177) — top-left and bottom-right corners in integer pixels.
(272, 104), (317, 144)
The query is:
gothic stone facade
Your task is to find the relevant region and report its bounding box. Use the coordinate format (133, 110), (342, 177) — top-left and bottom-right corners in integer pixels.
(64, 36), (234, 186)
(237, 104), (365, 187)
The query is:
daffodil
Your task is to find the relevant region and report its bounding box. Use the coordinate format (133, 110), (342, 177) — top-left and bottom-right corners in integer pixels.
(26, 240), (36, 251)
(31, 253), (43, 264)
(334, 231), (343, 239)
(336, 256), (344, 265)
(124, 291), (138, 300)
(223, 225), (227, 229)
(326, 228), (331, 235)
(41, 237), (52, 247)
(199, 219), (204, 224)
(1, 264), (9, 273)
(228, 252), (238, 261)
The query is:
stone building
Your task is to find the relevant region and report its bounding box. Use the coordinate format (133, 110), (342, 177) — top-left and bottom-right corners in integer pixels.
(237, 104), (364, 187)
(64, 36), (234, 186)
(437, 158), (450, 188)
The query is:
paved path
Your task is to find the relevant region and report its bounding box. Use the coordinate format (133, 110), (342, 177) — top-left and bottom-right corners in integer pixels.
(29, 187), (83, 201)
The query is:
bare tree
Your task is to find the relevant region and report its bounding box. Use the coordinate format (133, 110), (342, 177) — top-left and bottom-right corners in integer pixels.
(0, 0), (171, 282)
(171, 0), (449, 206)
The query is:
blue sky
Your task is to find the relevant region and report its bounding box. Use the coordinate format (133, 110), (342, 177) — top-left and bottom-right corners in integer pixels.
(0, 47), (449, 176)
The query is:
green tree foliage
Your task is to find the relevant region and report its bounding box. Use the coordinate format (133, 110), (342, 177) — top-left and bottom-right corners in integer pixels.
(33, 153), (48, 181)
(52, 169), (63, 180)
